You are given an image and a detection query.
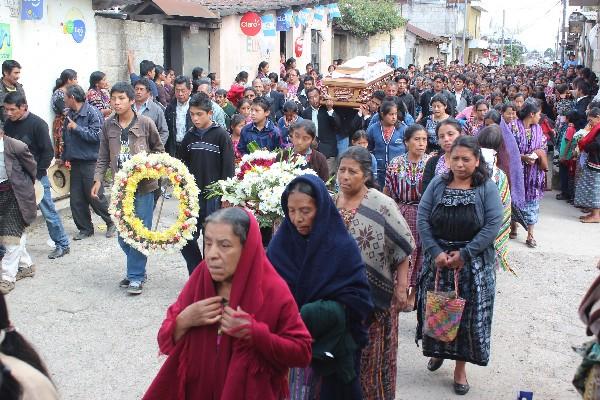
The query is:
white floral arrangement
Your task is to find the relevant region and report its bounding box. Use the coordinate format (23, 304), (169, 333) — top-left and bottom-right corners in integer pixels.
(109, 152), (200, 255)
(207, 149), (317, 227)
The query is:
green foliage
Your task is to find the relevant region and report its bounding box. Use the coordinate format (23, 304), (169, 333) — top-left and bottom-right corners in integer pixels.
(503, 45), (525, 65)
(544, 48), (555, 59)
(338, 0), (406, 38)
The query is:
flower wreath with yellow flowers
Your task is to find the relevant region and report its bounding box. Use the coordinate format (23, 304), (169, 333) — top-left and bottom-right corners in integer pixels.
(109, 152), (200, 255)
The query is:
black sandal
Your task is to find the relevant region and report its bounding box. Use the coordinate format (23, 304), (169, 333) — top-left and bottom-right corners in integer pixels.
(427, 357), (444, 372)
(454, 381), (470, 395)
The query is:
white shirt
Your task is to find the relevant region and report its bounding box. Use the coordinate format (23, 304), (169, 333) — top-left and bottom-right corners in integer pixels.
(176, 100), (190, 142)
(311, 107), (334, 137)
(0, 137), (7, 183)
(311, 107), (319, 135)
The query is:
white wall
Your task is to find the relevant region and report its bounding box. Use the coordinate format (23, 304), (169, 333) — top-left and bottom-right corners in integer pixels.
(0, 0), (98, 127)
(213, 11), (334, 87)
(213, 14), (281, 87)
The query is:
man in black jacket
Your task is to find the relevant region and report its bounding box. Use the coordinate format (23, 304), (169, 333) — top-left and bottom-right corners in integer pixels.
(179, 92), (234, 274)
(0, 60), (25, 132)
(262, 77), (285, 122)
(301, 87), (342, 173)
(3, 91), (70, 259)
(349, 90), (384, 133)
(164, 75), (193, 158)
(63, 85), (115, 241)
(395, 75), (416, 118)
(418, 74), (457, 121)
(574, 80), (593, 129)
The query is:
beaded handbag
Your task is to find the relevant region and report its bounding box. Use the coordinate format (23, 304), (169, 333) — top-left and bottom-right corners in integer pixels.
(424, 268), (466, 343)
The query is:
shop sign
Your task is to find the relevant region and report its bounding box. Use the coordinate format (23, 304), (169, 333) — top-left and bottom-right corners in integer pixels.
(240, 12), (262, 36)
(21, 0), (44, 20)
(0, 24), (12, 61)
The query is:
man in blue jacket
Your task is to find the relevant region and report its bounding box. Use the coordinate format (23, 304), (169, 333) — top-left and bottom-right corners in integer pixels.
(63, 85), (115, 240)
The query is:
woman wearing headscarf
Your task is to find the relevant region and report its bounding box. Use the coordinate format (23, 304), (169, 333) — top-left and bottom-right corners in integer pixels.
(143, 208), (312, 400)
(574, 107), (600, 223)
(267, 174), (373, 400)
(417, 136), (503, 396)
(335, 147), (414, 400)
(512, 100), (548, 248)
(477, 125), (514, 274)
(499, 102), (526, 211)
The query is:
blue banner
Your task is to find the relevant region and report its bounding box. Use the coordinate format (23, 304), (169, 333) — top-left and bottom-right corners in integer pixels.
(262, 14), (276, 37)
(314, 5), (324, 21)
(328, 3), (341, 19)
(21, 0), (44, 20)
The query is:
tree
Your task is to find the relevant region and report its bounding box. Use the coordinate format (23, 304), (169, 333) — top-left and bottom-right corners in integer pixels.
(338, 0), (406, 38)
(544, 48), (555, 59)
(503, 44), (525, 65)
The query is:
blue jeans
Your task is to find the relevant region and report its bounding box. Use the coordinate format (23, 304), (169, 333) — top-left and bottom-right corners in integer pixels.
(39, 175), (70, 249)
(337, 135), (349, 156)
(117, 192), (154, 282)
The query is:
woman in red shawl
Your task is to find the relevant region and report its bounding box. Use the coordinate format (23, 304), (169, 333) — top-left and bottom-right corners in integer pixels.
(143, 207), (312, 400)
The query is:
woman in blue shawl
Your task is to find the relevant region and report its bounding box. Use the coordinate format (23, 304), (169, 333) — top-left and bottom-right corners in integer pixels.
(267, 174), (373, 400)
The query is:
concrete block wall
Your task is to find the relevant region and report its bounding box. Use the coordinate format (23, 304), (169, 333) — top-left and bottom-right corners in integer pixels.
(95, 16), (164, 86)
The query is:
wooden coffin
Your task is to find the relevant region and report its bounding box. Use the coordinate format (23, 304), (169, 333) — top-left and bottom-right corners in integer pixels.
(320, 58), (394, 108)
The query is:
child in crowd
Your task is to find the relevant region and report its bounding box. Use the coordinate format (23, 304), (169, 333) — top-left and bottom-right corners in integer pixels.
(278, 101), (303, 146)
(554, 84), (576, 154)
(237, 97), (283, 155)
(229, 113), (246, 164)
(351, 130), (378, 183)
(557, 110), (581, 202)
(281, 119), (329, 182)
(236, 98), (252, 124)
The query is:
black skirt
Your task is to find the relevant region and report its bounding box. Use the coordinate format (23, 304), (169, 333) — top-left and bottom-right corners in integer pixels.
(0, 186), (27, 245)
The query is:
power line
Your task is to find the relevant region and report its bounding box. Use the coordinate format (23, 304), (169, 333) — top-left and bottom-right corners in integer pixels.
(511, 0), (562, 34)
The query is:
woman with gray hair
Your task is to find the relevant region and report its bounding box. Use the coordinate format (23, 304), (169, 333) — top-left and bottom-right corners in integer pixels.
(144, 208), (312, 400)
(335, 146), (415, 400)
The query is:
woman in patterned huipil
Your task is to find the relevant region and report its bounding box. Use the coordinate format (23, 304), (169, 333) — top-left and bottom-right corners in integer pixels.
(86, 71), (112, 119)
(50, 69), (78, 159)
(424, 94), (451, 153)
(336, 146), (415, 400)
(384, 124), (431, 310)
(512, 100), (548, 248)
(421, 119), (463, 194)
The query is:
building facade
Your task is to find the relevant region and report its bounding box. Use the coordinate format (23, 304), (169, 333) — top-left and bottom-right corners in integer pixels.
(0, 0), (99, 126)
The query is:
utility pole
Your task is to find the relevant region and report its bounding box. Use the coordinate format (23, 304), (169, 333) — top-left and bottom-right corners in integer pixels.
(556, 15), (560, 60)
(500, 9), (505, 66)
(462, 0), (468, 64)
(561, 0), (567, 64)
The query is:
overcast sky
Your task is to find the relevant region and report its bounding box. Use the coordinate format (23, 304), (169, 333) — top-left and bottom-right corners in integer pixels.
(479, 0), (578, 52)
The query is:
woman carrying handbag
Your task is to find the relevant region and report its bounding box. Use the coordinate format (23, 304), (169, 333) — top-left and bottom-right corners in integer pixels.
(416, 136), (503, 395)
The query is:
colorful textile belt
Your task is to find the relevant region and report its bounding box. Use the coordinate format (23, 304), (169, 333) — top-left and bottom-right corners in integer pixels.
(0, 181), (11, 192)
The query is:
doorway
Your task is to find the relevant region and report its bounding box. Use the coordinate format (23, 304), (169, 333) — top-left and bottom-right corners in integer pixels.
(311, 29), (321, 72)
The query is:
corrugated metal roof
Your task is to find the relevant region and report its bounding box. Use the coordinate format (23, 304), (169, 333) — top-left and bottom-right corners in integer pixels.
(94, 0), (332, 17)
(152, 0), (218, 18)
(406, 23), (444, 43)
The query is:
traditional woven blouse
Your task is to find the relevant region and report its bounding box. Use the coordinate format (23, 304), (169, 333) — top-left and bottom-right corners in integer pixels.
(385, 153), (431, 204)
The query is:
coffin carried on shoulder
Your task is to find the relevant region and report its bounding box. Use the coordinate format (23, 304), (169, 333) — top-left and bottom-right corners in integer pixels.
(321, 56), (394, 108)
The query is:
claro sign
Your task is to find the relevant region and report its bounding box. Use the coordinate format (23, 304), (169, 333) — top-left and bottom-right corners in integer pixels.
(240, 12), (262, 36)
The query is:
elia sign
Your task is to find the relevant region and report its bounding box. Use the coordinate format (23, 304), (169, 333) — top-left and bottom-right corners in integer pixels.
(240, 12), (262, 36)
